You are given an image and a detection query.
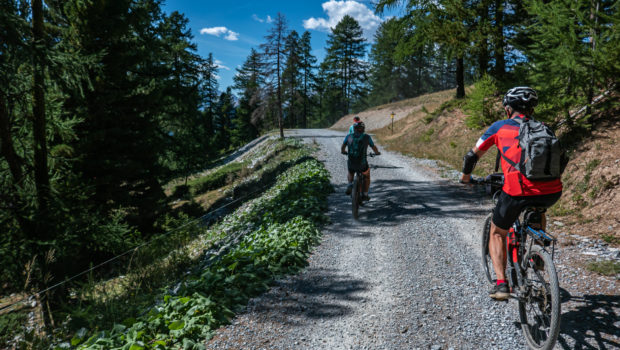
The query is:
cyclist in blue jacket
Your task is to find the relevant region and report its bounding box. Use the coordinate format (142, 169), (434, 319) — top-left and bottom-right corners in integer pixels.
(341, 122), (380, 200)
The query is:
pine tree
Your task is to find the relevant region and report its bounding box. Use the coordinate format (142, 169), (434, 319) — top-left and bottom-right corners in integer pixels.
(523, 0), (618, 123)
(201, 53), (220, 138)
(282, 30), (303, 128)
(213, 87), (235, 150)
(299, 31), (317, 128)
(232, 48), (261, 144)
(323, 15), (368, 118)
(260, 13), (288, 138)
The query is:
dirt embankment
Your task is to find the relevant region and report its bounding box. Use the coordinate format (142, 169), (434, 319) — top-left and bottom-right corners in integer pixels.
(332, 89), (620, 247)
(330, 89), (455, 132)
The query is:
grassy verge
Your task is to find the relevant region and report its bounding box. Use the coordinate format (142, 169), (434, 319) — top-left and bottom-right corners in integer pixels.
(73, 158), (331, 349)
(1, 138), (331, 350)
(587, 260), (620, 276)
(374, 95), (499, 177)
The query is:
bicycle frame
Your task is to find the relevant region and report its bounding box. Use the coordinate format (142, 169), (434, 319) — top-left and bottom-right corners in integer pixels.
(478, 175), (561, 349)
(347, 152), (376, 220)
(506, 210), (557, 299)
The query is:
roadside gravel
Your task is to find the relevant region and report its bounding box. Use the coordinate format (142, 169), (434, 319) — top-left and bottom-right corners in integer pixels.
(206, 129), (619, 349)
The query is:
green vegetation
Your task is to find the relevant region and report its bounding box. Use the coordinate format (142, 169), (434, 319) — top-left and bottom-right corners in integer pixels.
(586, 260), (620, 276)
(601, 234), (620, 245)
(423, 98), (467, 124)
(186, 162), (247, 196)
(464, 75), (500, 129)
(74, 159), (331, 349)
(1, 139), (331, 349)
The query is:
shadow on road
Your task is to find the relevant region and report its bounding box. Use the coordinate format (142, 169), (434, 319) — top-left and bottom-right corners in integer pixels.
(371, 165), (403, 169)
(247, 268), (369, 325)
(327, 179), (489, 230)
(289, 135), (344, 139)
(556, 293), (620, 349)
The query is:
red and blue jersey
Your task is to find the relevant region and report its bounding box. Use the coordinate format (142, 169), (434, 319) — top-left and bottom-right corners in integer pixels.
(476, 115), (562, 196)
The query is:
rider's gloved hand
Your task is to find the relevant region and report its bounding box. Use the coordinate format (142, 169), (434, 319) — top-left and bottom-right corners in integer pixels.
(375, 152), (381, 156)
(341, 151), (347, 155)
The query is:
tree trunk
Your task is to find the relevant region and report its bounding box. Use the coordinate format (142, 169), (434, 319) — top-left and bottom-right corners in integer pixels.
(493, 0), (505, 79)
(32, 0), (50, 229)
(303, 70), (308, 128)
(478, 1), (490, 77)
(586, 0), (599, 117)
(456, 56), (465, 98)
(0, 96), (24, 183)
(276, 35), (284, 138)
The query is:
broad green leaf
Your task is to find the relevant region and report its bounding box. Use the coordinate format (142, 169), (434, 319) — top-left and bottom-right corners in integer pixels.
(168, 320), (185, 330)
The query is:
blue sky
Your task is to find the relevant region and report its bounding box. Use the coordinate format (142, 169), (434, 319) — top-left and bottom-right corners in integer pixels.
(161, 0), (401, 91)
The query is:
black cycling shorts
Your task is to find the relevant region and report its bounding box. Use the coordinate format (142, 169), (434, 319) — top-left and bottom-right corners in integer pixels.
(347, 160), (369, 173)
(493, 190), (562, 230)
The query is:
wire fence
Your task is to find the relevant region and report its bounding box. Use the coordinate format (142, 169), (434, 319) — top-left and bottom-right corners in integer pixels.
(0, 181), (272, 315)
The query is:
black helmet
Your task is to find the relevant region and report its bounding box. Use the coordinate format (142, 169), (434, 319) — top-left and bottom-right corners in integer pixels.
(353, 116), (361, 122)
(502, 86), (538, 111)
(353, 121), (365, 132)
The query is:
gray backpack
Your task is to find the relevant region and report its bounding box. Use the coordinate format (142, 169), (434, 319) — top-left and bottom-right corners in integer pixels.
(502, 118), (564, 180)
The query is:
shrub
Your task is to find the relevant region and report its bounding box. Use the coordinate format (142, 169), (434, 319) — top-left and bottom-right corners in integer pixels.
(465, 75), (500, 129)
(74, 159), (332, 349)
(186, 162), (246, 196)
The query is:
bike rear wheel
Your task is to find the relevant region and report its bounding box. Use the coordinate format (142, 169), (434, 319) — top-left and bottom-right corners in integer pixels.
(351, 176), (360, 219)
(481, 213), (496, 285)
(518, 245), (561, 350)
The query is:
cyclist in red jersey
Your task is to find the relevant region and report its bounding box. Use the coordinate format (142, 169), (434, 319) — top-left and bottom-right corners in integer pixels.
(460, 87), (563, 300)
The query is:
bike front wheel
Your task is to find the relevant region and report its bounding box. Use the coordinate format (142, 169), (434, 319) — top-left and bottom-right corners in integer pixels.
(481, 213), (496, 285)
(518, 245), (561, 350)
(351, 176), (360, 219)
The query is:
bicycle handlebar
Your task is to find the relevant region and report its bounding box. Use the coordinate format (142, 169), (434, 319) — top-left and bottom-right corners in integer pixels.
(341, 152), (380, 157)
(462, 173), (504, 185)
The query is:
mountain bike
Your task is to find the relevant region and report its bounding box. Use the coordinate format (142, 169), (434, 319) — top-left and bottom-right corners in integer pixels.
(473, 175), (561, 350)
(347, 153), (377, 220)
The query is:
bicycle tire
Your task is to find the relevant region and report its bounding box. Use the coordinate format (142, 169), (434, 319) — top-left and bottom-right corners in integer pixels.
(351, 176), (359, 219)
(518, 245), (561, 350)
(481, 213), (496, 285)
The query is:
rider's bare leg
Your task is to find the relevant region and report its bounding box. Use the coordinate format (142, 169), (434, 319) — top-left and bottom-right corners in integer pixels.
(347, 171), (353, 183)
(489, 222), (509, 281)
(362, 169), (371, 192)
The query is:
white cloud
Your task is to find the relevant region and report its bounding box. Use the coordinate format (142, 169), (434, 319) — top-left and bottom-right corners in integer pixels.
(303, 1), (382, 40)
(252, 14), (273, 24)
(215, 59), (230, 71)
(200, 26), (239, 41)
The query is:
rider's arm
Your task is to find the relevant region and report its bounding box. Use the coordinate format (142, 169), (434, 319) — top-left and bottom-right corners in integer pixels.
(367, 135), (380, 155)
(371, 145), (380, 155)
(460, 147), (487, 183)
(341, 135), (348, 154)
(460, 122), (500, 183)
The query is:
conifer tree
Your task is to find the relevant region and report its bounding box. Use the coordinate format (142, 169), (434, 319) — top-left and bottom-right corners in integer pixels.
(201, 53), (220, 138)
(523, 0), (618, 123)
(233, 48), (261, 144)
(260, 13), (288, 138)
(213, 87), (235, 150)
(323, 15), (368, 117)
(282, 30), (303, 128)
(299, 31), (317, 128)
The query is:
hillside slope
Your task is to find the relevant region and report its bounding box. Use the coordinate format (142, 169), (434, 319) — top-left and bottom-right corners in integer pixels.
(330, 89), (456, 131)
(333, 89), (620, 249)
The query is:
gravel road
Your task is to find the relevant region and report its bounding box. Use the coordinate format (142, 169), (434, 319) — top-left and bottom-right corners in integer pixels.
(206, 129), (619, 350)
